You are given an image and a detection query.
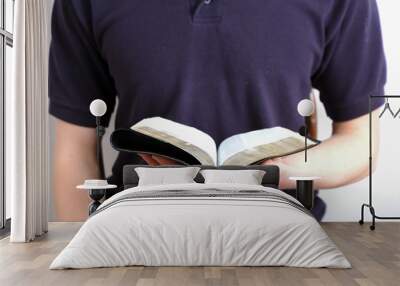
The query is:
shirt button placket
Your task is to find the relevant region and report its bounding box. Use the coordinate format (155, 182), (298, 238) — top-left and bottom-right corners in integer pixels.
(192, 0), (222, 24)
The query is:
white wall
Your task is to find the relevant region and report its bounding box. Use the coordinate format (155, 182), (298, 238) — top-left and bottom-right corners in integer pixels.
(318, 0), (400, 221)
(48, 0), (400, 222)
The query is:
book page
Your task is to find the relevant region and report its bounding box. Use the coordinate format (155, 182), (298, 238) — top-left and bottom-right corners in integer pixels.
(218, 127), (318, 165)
(132, 117), (217, 165)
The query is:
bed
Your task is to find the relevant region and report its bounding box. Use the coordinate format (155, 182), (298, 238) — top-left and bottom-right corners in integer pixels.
(50, 165), (350, 269)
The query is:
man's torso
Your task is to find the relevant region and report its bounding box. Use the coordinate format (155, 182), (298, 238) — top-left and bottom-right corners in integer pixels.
(91, 0), (325, 141)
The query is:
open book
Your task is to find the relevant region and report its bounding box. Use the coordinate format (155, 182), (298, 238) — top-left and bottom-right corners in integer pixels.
(110, 117), (319, 166)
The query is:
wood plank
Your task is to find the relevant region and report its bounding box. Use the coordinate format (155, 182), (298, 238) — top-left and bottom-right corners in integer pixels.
(0, 222), (399, 286)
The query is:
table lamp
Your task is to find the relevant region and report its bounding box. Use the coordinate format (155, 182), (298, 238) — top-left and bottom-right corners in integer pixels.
(89, 99), (107, 179)
(76, 99), (117, 215)
(297, 99), (315, 163)
(289, 99), (319, 210)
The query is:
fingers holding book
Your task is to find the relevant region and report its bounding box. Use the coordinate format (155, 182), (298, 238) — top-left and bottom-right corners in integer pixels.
(139, 153), (181, 166)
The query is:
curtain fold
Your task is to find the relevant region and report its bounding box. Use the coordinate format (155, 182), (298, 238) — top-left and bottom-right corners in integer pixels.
(9, 0), (51, 242)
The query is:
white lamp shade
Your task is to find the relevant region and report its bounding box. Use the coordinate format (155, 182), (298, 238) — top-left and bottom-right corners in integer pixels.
(90, 99), (107, 117)
(297, 99), (315, 117)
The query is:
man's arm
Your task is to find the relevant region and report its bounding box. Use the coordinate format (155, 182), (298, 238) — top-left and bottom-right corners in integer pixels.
(52, 119), (100, 221)
(265, 108), (380, 190)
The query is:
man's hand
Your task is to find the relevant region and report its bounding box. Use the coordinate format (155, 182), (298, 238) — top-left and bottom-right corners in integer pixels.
(262, 108), (381, 190)
(138, 154), (180, 166)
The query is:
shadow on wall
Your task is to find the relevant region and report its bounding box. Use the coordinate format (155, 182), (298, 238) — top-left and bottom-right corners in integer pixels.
(102, 103), (119, 177)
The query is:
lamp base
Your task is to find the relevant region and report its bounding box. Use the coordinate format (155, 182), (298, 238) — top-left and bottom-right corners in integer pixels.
(88, 189), (105, 215)
(296, 180), (314, 210)
(289, 177), (320, 210)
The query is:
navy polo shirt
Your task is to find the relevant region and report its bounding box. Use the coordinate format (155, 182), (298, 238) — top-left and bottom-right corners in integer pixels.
(49, 0), (386, 220)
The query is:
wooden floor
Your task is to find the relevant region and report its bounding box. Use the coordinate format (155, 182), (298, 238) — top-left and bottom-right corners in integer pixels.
(0, 222), (399, 286)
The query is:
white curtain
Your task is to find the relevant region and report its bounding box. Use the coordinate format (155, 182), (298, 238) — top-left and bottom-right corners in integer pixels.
(8, 0), (52, 242)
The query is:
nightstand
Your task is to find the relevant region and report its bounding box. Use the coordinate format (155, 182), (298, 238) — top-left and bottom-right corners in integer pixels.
(77, 180), (117, 215)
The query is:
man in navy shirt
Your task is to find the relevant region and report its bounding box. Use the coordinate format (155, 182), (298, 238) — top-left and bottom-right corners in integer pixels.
(49, 0), (386, 221)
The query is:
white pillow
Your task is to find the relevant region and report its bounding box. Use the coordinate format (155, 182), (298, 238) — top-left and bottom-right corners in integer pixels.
(135, 167), (200, 186)
(200, 169), (266, 185)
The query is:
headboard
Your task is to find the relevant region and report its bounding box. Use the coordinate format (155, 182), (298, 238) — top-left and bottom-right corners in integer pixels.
(123, 165), (280, 189)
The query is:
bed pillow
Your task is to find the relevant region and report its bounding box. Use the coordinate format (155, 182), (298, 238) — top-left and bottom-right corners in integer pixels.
(200, 169), (266, 185)
(135, 167), (201, 186)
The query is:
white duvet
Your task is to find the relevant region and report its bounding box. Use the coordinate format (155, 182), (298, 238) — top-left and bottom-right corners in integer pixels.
(50, 183), (350, 269)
